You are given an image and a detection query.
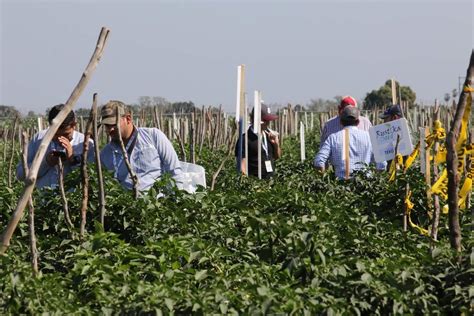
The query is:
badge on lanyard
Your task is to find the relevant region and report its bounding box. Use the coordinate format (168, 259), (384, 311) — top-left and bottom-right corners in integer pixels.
(265, 160), (273, 172)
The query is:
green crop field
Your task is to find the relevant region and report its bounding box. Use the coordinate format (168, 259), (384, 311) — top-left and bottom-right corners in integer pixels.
(0, 130), (472, 314)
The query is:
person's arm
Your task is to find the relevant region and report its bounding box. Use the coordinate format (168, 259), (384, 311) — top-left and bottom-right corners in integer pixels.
(154, 129), (182, 179)
(314, 137), (331, 172)
(266, 130), (281, 159)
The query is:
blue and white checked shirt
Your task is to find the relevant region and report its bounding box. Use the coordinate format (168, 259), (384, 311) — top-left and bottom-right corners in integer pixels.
(320, 115), (372, 145)
(100, 127), (182, 192)
(314, 126), (386, 179)
(16, 129), (95, 188)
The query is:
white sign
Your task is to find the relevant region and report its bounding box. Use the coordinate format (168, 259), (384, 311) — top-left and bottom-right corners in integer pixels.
(369, 118), (413, 163)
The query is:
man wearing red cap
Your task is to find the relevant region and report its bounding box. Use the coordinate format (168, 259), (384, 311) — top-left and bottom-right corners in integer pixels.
(320, 96), (372, 146)
(235, 104), (282, 179)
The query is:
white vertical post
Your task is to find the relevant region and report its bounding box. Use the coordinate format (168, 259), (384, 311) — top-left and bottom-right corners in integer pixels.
(173, 113), (178, 131)
(300, 121), (306, 162)
(254, 90), (262, 179)
(236, 65), (245, 173)
(391, 78), (397, 105)
(37, 117), (42, 131)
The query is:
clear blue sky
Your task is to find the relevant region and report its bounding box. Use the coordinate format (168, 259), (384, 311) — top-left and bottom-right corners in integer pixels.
(0, 0), (472, 114)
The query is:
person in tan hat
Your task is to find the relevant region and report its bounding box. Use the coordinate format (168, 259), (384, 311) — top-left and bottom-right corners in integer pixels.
(234, 104), (282, 179)
(17, 104), (95, 188)
(99, 100), (182, 191)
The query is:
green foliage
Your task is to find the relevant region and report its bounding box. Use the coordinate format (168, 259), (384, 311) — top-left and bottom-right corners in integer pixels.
(364, 80), (416, 110)
(0, 131), (472, 314)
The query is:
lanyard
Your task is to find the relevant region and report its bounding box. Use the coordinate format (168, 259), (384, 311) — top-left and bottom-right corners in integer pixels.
(112, 130), (138, 178)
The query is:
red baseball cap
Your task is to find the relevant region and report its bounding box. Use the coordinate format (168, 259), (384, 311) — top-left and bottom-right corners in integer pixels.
(339, 96), (358, 109)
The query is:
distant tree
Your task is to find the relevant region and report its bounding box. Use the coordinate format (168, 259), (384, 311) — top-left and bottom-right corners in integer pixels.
(306, 96), (342, 112)
(0, 105), (20, 118)
(168, 101), (196, 113)
(364, 80), (416, 110)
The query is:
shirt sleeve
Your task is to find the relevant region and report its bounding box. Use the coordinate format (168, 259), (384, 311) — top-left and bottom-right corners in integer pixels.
(153, 129), (182, 179)
(314, 137), (332, 168)
(100, 146), (114, 171)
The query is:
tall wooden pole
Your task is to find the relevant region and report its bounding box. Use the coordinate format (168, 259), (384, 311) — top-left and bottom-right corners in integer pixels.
(0, 27), (110, 254)
(446, 49), (474, 253)
(91, 94), (106, 226)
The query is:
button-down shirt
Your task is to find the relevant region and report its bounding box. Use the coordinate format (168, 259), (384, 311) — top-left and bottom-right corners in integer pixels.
(16, 129), (95, 188)
(100, 127), (182, 192)
(314, 126), (386, 179)
(320, 115), (372, 145)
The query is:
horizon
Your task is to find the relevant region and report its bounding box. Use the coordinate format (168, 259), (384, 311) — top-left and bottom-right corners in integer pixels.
(1, 0), (473, 115)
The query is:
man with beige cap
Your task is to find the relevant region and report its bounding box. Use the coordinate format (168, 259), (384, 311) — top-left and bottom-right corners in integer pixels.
(99, 100), (182, 192)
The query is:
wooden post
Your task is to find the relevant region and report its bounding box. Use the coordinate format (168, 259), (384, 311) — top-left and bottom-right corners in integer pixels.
(115, 108), (139, 199)
(300, 121), (305, 162)
(57, 158), (74, 231)
(91, 94), (106, 226)
(446, 50), (474, 253)
(8, 117), (18, 187)
(80, 103), (94, 238)
(20, 131), (38, 275)
(0, 27), (110, 254)
(431, 104), (442, 242)
(254, 91), (262, 179)
(235, 65), (245, 173)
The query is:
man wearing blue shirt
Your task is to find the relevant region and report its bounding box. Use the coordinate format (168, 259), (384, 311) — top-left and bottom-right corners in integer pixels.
(16, 104), (94, 188)
(99, 100), (182, 192)
(314, 107), (386, 179)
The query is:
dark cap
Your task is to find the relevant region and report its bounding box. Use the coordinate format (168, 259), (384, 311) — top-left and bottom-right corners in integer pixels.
(251, 104), (278, 121)
(381, 104), (403, 119)
(340, 106), (359, 121)
(100, 100), (128, 125)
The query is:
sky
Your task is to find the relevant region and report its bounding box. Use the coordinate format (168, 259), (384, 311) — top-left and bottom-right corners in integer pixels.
(0, 0), (473, 114)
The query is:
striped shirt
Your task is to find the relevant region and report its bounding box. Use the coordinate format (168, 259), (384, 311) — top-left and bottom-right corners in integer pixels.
(320, 115), (372, 145)
(100, 127), (182, 192)
(314, 126), (386, 179)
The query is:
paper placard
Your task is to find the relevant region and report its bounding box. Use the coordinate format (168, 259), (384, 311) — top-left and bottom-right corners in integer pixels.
(369, 118), (413, 163)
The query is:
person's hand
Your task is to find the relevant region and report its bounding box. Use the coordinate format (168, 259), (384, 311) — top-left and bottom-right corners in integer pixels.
(265, 130), (279, 146)
(57, 136), (74, 160)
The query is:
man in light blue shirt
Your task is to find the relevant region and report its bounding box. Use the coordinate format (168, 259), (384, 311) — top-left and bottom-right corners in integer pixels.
(314, 107), (386, 180)
(99, 100), (182, 192)
(17, 104), (95, 188)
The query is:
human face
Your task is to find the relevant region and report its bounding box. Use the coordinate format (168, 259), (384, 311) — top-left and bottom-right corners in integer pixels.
(54, 123), (75, 141)
(103, 115), (132, 141)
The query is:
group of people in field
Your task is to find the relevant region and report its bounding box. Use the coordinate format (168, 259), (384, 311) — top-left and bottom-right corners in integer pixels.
(17, 101), (183, 192)
(235, 96), (404, 180)
(17, 97), (404, 192)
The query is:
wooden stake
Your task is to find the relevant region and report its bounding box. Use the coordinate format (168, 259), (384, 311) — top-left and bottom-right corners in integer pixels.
(57, 158), (74, 231)
(115, 107), (139, 199)
(80, 103), (94, 238)
(446, 49), (474, 253)
(91, 94), (106, 226)
(0, 26), (110, 254)
(8, 117), (18, 187)
(20, 131), (38, 276)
